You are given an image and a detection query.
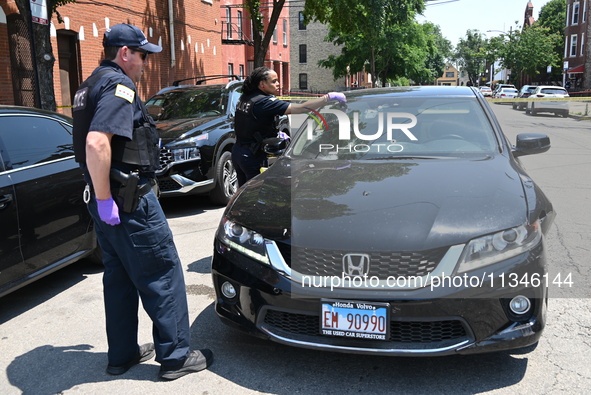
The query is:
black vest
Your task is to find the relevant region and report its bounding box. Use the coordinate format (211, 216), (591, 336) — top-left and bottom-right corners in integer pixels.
(72, 68), (160, 174)
(234, 92), (277, 145)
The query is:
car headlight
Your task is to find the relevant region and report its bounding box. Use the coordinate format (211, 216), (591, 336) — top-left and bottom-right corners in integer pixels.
(218, 217), (269, 264)
(170, 146), (200, 162)
(456, 221), (542, 274)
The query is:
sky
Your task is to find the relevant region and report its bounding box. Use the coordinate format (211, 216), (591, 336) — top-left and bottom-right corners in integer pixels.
(417, 0), (554, 46)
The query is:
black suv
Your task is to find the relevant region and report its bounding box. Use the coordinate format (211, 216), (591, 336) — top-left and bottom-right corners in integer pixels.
(145, 76), (243, 205)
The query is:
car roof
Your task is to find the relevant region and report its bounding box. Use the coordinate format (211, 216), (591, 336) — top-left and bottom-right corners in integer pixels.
(535, 85), (566, 90)
(341, 86), (479, 99)
(0, 105), (73, 123)
(154, 79), (243, 96)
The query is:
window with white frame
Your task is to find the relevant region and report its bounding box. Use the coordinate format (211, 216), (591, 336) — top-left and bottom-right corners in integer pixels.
(273, 26), (277, 44)
(299, 74), (308, 90)
(226, 7), (232, 39)
(571, 34), (578, 56)
(283, 19), (287, 46)
(582, 33), (586, 56)
(573, 2), (580, 25)
(237, 11), (243, 38)
(584, 0), (588, 23)
(567, 4), (571, 27)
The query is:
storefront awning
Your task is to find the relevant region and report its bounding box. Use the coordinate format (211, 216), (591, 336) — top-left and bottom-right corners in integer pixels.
(567, 64), (585, 74)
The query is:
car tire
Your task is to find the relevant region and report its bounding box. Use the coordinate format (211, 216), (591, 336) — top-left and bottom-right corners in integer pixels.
(210, 150), (238, 206)
(512, 103), (517, 110)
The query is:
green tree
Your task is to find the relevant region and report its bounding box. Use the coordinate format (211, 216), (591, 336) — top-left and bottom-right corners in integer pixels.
(500, 26), (562, 85)
(453, 30), (487, 86)
(536, 0), (566, 83)
(14, 0), (74, 110)
(304, 0), (425, 87)
(243, 0), (286, 68)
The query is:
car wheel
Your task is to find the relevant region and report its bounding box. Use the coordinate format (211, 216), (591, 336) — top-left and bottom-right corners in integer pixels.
(512, 103), (517, 110)
(210, 150), (238, 206)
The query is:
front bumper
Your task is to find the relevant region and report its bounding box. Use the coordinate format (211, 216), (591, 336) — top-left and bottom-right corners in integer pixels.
(211, 238), (548, 356)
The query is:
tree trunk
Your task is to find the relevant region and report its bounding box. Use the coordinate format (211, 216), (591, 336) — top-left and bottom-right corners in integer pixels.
(15, 0), (57, 111)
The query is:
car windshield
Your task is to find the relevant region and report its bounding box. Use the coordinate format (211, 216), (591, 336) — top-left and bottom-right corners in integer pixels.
(145, 87), (224, 121)
(289, 95), (500, 160)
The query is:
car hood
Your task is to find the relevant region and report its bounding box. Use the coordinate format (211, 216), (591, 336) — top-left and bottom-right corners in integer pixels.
(227, 155), (528, 251)
(155, 116), (222, 143)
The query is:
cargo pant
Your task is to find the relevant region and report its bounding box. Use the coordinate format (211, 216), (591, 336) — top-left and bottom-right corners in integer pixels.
(87, 188), (191, 369)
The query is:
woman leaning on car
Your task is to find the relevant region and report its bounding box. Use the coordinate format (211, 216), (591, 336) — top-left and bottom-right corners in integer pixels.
(231, 66), (346, 186)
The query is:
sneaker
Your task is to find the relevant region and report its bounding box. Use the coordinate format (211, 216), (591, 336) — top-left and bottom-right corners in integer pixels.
(106, 343), (155, 375)
(159, 349), (213, 380)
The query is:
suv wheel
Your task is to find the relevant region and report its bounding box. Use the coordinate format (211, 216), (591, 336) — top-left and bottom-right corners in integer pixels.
(210, 150), (238, 205)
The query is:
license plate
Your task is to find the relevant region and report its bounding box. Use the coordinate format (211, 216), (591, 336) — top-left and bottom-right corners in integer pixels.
(320, 299), (390, 340)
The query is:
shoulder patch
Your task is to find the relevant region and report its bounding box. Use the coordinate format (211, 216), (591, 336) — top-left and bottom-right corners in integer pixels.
(115, 84), (135, 103)
(268, 96), (277, 101)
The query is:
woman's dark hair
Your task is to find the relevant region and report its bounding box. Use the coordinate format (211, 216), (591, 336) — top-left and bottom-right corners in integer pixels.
(242, 67), (273, 96)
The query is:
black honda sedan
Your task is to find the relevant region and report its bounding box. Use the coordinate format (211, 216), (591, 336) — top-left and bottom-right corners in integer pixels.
(212, 86), (555, 356)
(0, 106), (99, 297)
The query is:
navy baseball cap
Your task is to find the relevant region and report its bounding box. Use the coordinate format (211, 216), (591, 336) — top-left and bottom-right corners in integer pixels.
(103, 23), (162, 53)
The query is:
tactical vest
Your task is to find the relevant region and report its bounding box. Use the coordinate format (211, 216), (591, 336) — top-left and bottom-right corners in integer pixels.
(234, 92), (277, 145)
(72, 68), (160, 173)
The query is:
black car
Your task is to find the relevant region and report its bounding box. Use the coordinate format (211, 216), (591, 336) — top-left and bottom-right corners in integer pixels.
(145, 77), (290, 205)
(212, 86), (555, 356)
(0, 106), (99, 297)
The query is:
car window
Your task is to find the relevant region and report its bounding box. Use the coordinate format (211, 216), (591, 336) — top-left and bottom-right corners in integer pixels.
(145, 88), (224, 121)
(0, 115), (74, 170)
(226, 86), (243, 116)
(540, 88), (567, 95)
(290, 96), (499, 160)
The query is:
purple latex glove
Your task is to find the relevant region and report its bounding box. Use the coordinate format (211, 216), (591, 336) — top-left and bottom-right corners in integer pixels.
(96, 197), (120, 226)
(327, 92), (346, 103)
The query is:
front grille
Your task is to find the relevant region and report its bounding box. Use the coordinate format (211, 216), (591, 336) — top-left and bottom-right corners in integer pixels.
(158, 178), (183, 192)
(280, 244), (447, 279)
(263, 309), (467, 344)
(159, 147), (173, 171)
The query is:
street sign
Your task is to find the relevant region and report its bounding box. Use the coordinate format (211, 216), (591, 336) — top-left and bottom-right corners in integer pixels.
(30, 0), (48, 25)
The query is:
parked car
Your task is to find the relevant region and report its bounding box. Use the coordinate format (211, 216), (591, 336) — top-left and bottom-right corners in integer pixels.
(145, 76), (289, 205)
(478, 86), (492, 97)
(0, 106), (99, 298)
(513, 85), (538, 110)
(494, 87), (519, 102)
(492, 84), (516, 98)
(212, 86), (555, 356)
(526, 85), (570, 117)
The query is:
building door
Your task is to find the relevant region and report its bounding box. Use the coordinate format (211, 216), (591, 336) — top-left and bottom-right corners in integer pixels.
(56, 30), (81, 117)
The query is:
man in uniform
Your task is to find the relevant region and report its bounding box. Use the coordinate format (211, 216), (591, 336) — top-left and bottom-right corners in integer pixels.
(72, 23), (212, 381)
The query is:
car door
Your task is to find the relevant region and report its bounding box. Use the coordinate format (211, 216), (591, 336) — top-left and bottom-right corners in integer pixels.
(0, 113), (90, 278)
(0, 146), (23, 290)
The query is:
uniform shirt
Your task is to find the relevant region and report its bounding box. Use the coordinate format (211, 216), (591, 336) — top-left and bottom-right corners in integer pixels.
(73, 60), (151, 181)
(234, 89), (289, 144)
(85, 60), (143, 139)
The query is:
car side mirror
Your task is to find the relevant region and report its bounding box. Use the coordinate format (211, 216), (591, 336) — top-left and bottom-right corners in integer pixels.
(262, 137), (288, 156)
(513, 133), (551, 157)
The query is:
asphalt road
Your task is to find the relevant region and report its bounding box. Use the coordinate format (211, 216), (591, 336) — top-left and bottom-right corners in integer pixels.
(0, 103), (590, 394)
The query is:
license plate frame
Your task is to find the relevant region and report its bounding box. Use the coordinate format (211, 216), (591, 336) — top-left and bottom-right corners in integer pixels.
(320, 299), (390, 341)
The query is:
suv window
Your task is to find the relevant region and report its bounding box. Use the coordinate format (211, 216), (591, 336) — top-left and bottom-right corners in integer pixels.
(0, 115), (74, 170)
(146, 88), (225, 121)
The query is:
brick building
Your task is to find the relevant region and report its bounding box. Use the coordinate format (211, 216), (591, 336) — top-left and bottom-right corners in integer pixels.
(221, 0), (290, 94)
(565, 0), (588, 89)
(0, 0), (291, 113)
